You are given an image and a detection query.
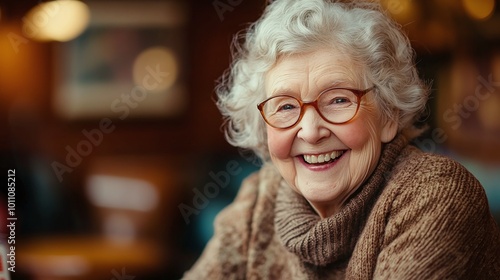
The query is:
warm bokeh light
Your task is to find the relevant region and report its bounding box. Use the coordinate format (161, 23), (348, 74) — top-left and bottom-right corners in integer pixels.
(23, 0), (90, 42)
(133, 46), (178, 92)
(478, 53), (500, 131)
(87, 175), (159, 212)
(462, 0), (495, 20)
(425, 21), (455, 51)
(380, 0), (418, 23)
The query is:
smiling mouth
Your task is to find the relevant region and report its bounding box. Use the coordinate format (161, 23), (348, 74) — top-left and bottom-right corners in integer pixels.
(302, 150), (346, 165)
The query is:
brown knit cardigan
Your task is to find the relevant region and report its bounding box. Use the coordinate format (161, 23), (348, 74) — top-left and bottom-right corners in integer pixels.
(183, 135), (500, 279)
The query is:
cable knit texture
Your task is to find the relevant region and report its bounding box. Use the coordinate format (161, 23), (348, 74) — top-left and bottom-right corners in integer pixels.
(183, 135), (500, 279)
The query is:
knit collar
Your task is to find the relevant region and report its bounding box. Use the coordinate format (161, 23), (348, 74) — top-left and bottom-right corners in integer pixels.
(274, 134), (408, 266)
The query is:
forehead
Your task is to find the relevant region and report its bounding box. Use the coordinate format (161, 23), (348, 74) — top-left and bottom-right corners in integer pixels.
(265, 49), (363, 94)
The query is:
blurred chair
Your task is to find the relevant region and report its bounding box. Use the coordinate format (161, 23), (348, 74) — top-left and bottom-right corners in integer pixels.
(17, 155), (181, 280)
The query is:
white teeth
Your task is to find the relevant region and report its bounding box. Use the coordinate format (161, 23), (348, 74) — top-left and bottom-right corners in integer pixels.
(310, 155), (318, 163)
(324, 154), (331, 161)
(318, 155), (324, 162)
(303, 151), (345, 164)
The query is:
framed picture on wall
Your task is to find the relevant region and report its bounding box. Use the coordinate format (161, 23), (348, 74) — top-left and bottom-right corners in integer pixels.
(53, 1), (188, 120)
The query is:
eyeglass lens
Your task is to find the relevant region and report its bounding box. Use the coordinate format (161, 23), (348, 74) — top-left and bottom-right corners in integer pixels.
(260, 88), (360, 128)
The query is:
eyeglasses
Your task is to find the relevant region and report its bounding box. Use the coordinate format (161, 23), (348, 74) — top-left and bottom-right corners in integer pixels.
(257, 87), (374, 129)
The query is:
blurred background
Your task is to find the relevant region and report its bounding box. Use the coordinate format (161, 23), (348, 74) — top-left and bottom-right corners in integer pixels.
(0, 0), (499, 279)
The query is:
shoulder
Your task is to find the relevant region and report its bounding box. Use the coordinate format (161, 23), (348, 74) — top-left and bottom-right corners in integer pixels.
(183, 163), (282, 279)
(378, 144), (493, 244)
(210, 163), (282, 260)
(214, 162), (281, 231)
(388, 145), (484, 202)
(379, 144), (495, 245)
(367, 146), (500, 278)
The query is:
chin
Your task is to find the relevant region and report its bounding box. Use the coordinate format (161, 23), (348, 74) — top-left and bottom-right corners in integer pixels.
(297, 185), (343, 204)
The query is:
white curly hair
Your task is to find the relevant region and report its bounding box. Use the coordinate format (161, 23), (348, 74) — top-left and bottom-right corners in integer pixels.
(216, 0), (429, 162)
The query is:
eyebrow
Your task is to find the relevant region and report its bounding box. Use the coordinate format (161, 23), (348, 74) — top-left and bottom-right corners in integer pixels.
(322, 80), (356, 89)
(268, 80), (356, 97)
(269, 87), (296, 97)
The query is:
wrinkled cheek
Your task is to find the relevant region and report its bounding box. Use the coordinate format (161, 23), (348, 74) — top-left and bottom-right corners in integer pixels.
(346, 111), (381, 148)
(338, 125), (371, 150)
(267, 127), (294, 160)
(347, 119), (382, 178)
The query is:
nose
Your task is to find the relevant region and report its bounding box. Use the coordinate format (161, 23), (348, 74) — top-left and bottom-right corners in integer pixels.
(296, 105), (331, 143)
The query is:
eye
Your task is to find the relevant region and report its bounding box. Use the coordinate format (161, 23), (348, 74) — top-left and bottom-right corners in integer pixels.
(330, 97), (350, 104)
(321, 89), (356, 107)
(277, 103), (297, 111)
(263, 96), (299, 116)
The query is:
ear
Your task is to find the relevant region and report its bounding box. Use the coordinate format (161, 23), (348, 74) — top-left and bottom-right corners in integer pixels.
(380, 114), (399, 143)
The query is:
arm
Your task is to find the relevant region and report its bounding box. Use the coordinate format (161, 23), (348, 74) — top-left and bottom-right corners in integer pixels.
(373, 156), (500, 279)
(182, 173), (259, 280)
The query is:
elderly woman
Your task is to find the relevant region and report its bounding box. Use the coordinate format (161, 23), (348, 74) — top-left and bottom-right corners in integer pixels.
(184, 0), (500, 279)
